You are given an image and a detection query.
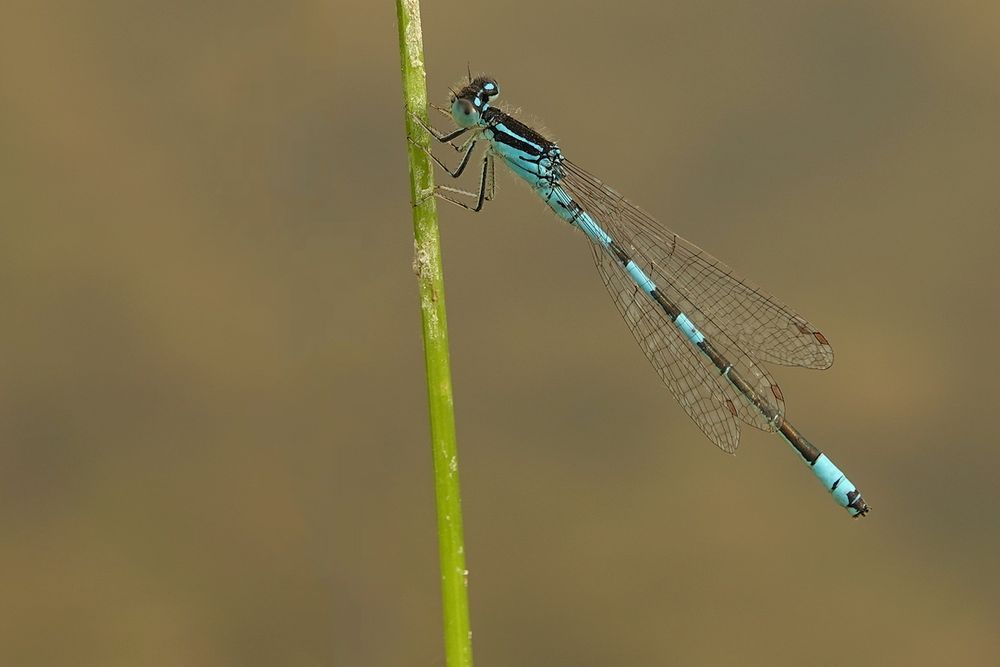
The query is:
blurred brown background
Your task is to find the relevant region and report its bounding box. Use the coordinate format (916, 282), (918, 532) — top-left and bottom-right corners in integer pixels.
(2, 1), (999, 665)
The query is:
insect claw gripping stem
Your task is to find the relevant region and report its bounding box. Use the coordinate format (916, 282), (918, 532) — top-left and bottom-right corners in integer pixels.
(413, 184), (435, 206)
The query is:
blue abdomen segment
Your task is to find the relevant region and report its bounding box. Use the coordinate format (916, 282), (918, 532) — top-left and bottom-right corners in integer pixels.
(625, 260), (656, 294)
(541, 186), (613, 247)
(778, 422), (869, 517)
(810, 454), (864, 517)
(574, 212), (613, 248)
(675, 313), (706, 345)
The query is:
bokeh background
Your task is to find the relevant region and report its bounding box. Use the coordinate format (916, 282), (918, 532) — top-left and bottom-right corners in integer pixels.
(3, 1), (999, 665)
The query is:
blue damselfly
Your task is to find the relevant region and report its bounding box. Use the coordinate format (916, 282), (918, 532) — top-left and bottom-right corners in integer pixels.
(414, 75), (869, 518)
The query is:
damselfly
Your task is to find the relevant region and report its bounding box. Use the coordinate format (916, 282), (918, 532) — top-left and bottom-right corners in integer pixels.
(414, 74), (869, 517)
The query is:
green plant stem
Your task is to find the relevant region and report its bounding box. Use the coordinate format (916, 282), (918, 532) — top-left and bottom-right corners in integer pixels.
(395, 2), (473, 666)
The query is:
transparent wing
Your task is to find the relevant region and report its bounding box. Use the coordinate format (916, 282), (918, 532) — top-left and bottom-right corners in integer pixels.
(564, 161), (835, 370)
(590, 227), (786, 449)
(561, 160), (834, 449)
(591, 245), (743, 452)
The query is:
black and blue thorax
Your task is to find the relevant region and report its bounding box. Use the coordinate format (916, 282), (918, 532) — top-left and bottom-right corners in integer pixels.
(481, 108), (567, 189)
(451, 77), (568, 191)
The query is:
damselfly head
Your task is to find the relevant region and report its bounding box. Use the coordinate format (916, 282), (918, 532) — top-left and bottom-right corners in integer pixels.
(449, 76), (500, 128)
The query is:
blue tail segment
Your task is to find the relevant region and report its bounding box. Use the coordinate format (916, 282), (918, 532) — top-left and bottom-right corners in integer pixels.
(810, 454), (867, 517)
(421, 74), (870, 518)
(778, 422), (869, 517)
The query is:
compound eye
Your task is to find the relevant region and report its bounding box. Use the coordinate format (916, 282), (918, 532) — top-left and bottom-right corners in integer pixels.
(482, 80), (499, 98)
(458, 99), (474, 116)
